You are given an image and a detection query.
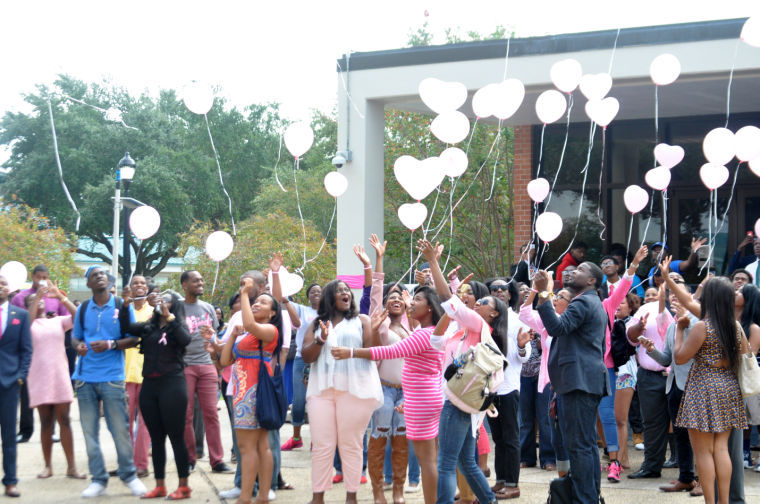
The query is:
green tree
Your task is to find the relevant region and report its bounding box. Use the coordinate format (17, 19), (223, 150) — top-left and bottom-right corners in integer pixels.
(0, 198), (80, 287)
(173, 211), (335, 307)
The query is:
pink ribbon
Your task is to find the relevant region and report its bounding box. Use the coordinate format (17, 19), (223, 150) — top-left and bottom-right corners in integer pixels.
(158, 332), (167, 345)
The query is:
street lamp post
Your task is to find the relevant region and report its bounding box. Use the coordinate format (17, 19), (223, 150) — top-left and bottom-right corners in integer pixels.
(112, 152), (136, 287)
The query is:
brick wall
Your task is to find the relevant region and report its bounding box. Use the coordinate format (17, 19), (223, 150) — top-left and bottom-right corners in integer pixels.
(512, 125), (533, 263)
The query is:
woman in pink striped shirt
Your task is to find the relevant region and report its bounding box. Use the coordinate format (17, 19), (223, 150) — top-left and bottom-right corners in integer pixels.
(332, 286), (445, 504)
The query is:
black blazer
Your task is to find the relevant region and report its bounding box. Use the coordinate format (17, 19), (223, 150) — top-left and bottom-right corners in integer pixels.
(537, 290), (608, 397)
(0, 305), (32, 388)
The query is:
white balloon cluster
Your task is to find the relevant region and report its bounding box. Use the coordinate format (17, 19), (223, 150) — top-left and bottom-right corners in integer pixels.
(471, 79), (525, 120)
(419, 78), (472, 144)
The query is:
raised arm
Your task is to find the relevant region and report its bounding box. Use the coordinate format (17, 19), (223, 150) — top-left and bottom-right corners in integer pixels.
(660, 256), (701, 317)
(674, 317), (706, 365)
(677, 237), (707, 273)
(417, 239), (451, 302)
(239, 279), (277, 344)
(369, 233), (386, 275)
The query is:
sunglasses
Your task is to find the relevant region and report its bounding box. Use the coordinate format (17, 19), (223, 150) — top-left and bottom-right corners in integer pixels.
(475, 298), (492, 307)
(490, 285), (508, 292)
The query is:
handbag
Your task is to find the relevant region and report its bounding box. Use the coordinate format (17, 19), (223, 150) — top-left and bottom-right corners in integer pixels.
(738, 323), (760, 396)
(255, 339), (288, 430)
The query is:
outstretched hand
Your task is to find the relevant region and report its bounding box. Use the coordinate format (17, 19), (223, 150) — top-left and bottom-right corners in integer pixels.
(415, 239), (441, 263)
(532, 270), (550, 292)
(447, 265), (462, 282)
(633, 245), (648, 265)
(691, 236), (707, 253)
(353, 244), (371, 266)
(269, 252), (284, 273)
(659, 255), (672, 277)
(371, 309), (389, 333)
(517, 328), (531, 349)
(369, 233), (386, 258)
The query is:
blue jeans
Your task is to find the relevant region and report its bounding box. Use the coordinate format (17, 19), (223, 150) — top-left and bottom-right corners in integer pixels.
(76, 380), (136, 485)
(436, 401), (495, 504)
(519, 375), (555, 467)
(597, 367), (619, 452)
(561, 390), (602, 503)
(284, 359), (294, 405)
(371, 385), (405, 437)
(291, 357), (307, 427)
(385, 439), (420, 485)
(550, 390), (569, 473)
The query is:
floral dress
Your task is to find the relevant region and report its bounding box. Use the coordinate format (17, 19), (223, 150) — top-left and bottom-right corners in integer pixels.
(232, 327), (278, 429)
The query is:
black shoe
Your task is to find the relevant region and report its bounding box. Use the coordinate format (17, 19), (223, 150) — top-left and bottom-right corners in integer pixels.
(15, 435), (30, 444)
(628, 469), (661, 479)
(663, 459), (678, 469)
(212, 462), (234, 474)
(108, 469), (118, 477)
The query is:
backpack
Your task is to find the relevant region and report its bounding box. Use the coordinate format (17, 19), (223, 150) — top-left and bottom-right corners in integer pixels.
(610, 318), (636, 370)
(443, 323), (506, 414)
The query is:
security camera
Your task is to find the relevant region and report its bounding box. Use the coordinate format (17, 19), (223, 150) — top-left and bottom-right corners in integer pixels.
(332, 154), (347, 168)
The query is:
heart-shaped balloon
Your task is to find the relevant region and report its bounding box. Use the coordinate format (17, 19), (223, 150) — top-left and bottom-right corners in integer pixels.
(430, 111), (470, 144)
(527, 178), (551, 203)
(645, 166), (672, 191)
(393, 155), (445, 201)
(623, 185), (649, 214)
(650, 54), (681, 86)
(703, 128), (735, 166)
(284, 122), (314, 158)
(418, 78), (468, 114)
(653, 143), (685, 169)
(699, 163), (730, 190)
(491, 79), (525, 120)
(535, 212), (563, 242)
(439, 147), (468, 177)
(398, 202), (428, 231)
(585, 97), (619, 128)
(550, 59), (582, 93)
(268, 267), (305, 297)
(750, 157), (760, 178)
(741, 17), (760, 48)
(472, 83), (498, 118)
(535, 90), (567, 124)
(734, 126), (760, 162)
(324, 171), (348, 197)
(579, 73), (612, 101)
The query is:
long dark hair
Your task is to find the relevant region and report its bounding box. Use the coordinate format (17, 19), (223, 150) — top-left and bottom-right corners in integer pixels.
(740, 284), (760, 338)
(701, 277), (740, 373)
(312, 280), (358, 331)
(482, 295), (510, 357)
(469, 281), (489, 301)
(383, 282), (404, 305)
(256, 293), (285, 353)
(412, 285), (443, 325)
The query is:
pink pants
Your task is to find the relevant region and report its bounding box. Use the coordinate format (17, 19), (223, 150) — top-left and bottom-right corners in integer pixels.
(307, 388), (377, 492)
(126, 382), (150, 470)
(183, 364), (224, 466)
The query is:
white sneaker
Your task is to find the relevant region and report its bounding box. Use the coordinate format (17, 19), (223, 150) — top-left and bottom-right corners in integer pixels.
(755, 463), (760, 473)
(634, 443), (645, 451)
(268, 489), (276, 501)
(405, 483), (422, 493)
(126, 477), (147, 497)
(219, 487), (242, 499)
(81, 482), (107, 498)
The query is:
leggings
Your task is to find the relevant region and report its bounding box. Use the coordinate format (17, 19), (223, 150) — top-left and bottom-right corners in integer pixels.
(140, 374), (190, 479)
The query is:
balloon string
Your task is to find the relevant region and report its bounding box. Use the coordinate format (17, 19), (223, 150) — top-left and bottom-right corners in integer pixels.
(625, 215), (635, 270)
(58, 93), (139, 131)
(607, 28), (621, 75)
(204, 114), (236, 236)
(47, 99), (81, 232)
(535, 123), (546, 178)
(661, 189), (669, 249)
(502, 32), (512, 81)
(714, 160), (741, 246)
(442, 177), (456, 273)
(544, 93), (574, 210)
(297, 200), (337, 274)
(335, 58), (366, 120)
(639, 190), (656, 249)
(484, 120), (504, 202)
(725, 38), (739, 128)
(409, 230), (414, 284)
(273, 133), (287, 192)
(596, 127), (607, 239)
(654, 85), (659, 153)
(292, 157), (308, 270)
(211, 261), (220, 297)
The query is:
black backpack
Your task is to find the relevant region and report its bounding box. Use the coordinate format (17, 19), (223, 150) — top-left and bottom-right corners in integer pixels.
(610, 318), (636, 370)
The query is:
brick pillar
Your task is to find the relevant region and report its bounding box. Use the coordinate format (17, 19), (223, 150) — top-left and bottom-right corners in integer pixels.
(512, 125), (533, 263)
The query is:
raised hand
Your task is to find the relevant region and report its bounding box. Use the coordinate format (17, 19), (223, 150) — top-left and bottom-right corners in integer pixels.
(371, 309), (389, 333)
(447, 265), (462, 282)
(533, 270), (550, 292)
(414, 270), (427, 285)
(639, 337), (655, 352)
(634, 245), (648, 265)
(517, 328), (530, 349)
(269, 252), (284, 273)
(401, 289), (413, 311)
(461, 272), (474, 285)
(240, 277), (254, 295)
(318, 320), (330, 341)
(691, 236), (707, 253)
(638, 312), (649, 330)
(659, 255), (672, 277)
(415, 239), (440, 262)
(435, 243), (444, 260)
(121, 285), (131, 304)
(677, 315), (691, 330)
(369, 233), (386, 258)
(546, 271), (555, 293)
(353, 244), (371, 266)
(47, 281), (61, 299)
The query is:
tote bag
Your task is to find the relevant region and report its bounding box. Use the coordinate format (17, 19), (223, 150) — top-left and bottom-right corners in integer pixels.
(256, 339), (288, 430)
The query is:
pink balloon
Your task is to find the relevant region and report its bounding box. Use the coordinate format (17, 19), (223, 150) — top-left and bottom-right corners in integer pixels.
(703, 128), (735, 166)
(527, 178), (551, 203)
(623, 185), (649, 214)
(585, 97), (619, 128)
(397, 202), (428, 230)
(535, 90), (567, 124)
(699, 163), (730, 190)
(535, 212), (563, 242)
(644, 167), (671, 191)
(734, 126), (760, 162)
(653, 143), (685, 169)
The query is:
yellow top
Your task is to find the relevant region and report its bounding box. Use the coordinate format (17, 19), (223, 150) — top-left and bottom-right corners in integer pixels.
(124, 302), (154, 384)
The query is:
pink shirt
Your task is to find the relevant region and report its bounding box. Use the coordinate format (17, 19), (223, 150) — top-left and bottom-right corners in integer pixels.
(627, 301), (674, 372)
(601, 273), (633, 368)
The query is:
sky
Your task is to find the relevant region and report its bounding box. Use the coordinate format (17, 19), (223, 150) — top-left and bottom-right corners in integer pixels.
(0, 0), (758, 127)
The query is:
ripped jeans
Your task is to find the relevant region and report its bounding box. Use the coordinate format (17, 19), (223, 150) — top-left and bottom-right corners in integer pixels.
(371, 384), (406, 438)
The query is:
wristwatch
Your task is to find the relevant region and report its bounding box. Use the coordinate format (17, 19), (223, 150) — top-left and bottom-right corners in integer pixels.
(539, 291), (554, 299)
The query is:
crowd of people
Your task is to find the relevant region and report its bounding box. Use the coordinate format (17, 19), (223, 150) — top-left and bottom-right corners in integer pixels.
(0, 232), (759, 503)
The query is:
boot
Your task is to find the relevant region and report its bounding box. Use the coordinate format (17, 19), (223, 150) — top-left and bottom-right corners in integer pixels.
(390, 436), (408, 504)
(368, 436), (388, 504)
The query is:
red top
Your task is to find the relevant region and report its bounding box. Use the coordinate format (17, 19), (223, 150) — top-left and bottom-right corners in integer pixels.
(555, 252), (580, 288)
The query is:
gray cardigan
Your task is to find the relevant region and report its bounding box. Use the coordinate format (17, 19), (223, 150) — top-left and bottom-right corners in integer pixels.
(646, 313), (698, 394)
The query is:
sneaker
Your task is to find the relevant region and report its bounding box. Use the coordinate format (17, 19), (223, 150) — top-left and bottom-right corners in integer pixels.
(126, 477), (147, 497)
(360, 474), (368, 484)
(81, 482), (107, 498)
(607, 460), (621, 483)
(635, 443), (645, 451)
(219, 487), (242, 499)
(755, 462), (760, 473)
(332, 474), (343, 484)
(405, 483), (421, 493)
(744, 450), (753, 469)
(268, 489), (276, 501)
(211, 462), (234, 473)
(280, 437), (303, 451)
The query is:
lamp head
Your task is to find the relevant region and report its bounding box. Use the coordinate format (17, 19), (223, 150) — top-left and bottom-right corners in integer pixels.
(118, 152), (136, 181)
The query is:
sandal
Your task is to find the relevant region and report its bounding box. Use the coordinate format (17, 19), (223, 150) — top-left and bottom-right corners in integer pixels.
(66, 469), (87, 480)
(141, 486), (167, 499)
(166, 486), (191, 500)
(278, 482), (295, 490)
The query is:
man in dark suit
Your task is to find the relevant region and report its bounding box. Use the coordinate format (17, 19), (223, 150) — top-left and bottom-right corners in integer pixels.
(0, 274), (32, 498)
(533, 263), (608, 503)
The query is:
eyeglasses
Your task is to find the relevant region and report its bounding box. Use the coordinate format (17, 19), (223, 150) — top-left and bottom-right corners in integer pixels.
(490, 285), (508, 292)
(555, 295), (571, 303)
(600, 260), (615, 267)
(475, 298), (493, 307)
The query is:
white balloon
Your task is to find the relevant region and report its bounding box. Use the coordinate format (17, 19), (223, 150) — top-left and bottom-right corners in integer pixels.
(526, 178), (551, 203)
(268, 267), (304, 297)
(734, 126), (760, 162)
(129, 205), (161, 240)
(585, 97), (619, 127)
(393, 155), (445, 201)
(550, 59), (582, 93)
(653, 143), (685, 169)
(491, 79), (525, 120)
(535, 212), (563, 242)
(284, 122), (314, 158)
(750, 157), (760, 177)
(439, 147), (468, 177)
(699, 163), (730, 190)
(702, 128), (735, 166)
(623, 185), (649, 214)
(205, 231), (234, 262)
(650, 54), (681, 86)
(183, 82), (214, 115)
(579, 73), (613, 101)
(323, 171), (348, 197)
(397, 202), (428, 231)
(430, 111), (470, 144)
(418, 78), (468, 114)
(755, 218), (760, 238)
(472, 83), (498, 118)
(644, 166), (672, 191)
(535, 90), (567, 124)
(741, 17), (760, 48)
(0, 261), (27, 293)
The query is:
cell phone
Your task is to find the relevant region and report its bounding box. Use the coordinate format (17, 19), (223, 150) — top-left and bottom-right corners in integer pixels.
(529, 244), (536, 250)
(38, 280), (48, 287)
(637, 335), (647, 343)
